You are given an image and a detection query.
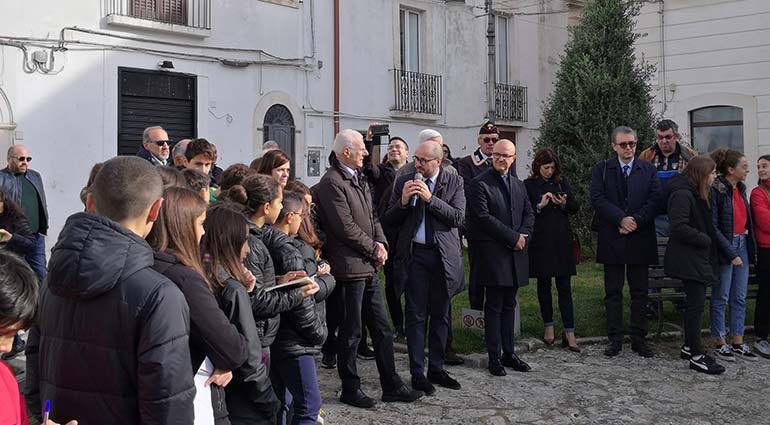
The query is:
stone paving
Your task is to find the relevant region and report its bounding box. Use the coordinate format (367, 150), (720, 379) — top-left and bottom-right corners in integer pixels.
(316, 341), (770, 425)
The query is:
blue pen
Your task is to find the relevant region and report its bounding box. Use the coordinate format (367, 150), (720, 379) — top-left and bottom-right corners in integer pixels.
(42, 400), (51, 425)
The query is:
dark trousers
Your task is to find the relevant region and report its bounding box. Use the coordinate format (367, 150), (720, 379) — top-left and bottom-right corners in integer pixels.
(336, 275), (402, 394)
(682, 280), (707, 356)
(405, 245), (450, 376)
(383, 258), (405, 334)
(604, 264), (649, 343)
(25, 233), (47, 282)
(754, 248), (770, 339)
(271, 354), (322, 425)
(468, 243), (485, 310)
(536, 276), (575, 331)
(484, 286), (517, 361)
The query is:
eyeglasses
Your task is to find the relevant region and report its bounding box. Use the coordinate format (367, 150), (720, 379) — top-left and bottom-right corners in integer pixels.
(15, 156), (32, 162)
(150, 140), (171, 146)
(481, 137), (499, 144)
(491, 153), (514, 160)
(615, 141), (637, 149)
(656, 134), (675, 141)
(413, 156), (438, 164)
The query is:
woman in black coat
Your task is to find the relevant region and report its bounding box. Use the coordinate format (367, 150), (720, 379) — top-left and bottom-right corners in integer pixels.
(664, 156), (724, 375)
(201, 205), (281, 425)
(146, 187), (252, 425)
(524, 149), (581, 351)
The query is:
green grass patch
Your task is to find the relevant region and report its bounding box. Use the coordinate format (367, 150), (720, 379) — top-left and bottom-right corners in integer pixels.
(382, 252), (755, 354)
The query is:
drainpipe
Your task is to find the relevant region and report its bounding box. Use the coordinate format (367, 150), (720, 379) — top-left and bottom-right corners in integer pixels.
(333, 0), (340, 134)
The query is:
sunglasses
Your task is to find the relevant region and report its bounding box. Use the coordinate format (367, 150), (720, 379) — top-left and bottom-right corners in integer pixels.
(15, 156), (32, 162)
(656, 134), (675, 141)
(616, 141), (637, 149)
(481, 137), (499, 144)
(150, 140), (171, 146)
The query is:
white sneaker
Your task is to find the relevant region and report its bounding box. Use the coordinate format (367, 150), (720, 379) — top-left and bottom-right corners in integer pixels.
(753, 339), (770, 359)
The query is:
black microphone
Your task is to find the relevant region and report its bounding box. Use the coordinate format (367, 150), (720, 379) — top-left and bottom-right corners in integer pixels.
(409, 172), (424, 207)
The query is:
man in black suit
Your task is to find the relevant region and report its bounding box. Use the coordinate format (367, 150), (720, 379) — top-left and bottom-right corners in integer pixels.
(590, 126), (662, 358)
(458, 121), (499, 311)
(384, 141), (466, 395)
(466, 139), (534, 377)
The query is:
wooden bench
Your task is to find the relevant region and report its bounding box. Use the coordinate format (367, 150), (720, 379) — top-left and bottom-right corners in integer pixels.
(648, 237), (757, 338)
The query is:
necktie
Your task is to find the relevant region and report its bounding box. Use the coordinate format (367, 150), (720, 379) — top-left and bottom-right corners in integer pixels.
(423, 178), (435, 244)
(622, 165), (630, 178)
(485, 157), (493, 167)
(502, 174), (511, 192)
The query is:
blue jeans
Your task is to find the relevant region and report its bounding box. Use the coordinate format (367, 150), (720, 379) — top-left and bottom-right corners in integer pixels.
(711, 234), (750, 339)
(25, 233), (47, 282)
(271, 354), (321, 425)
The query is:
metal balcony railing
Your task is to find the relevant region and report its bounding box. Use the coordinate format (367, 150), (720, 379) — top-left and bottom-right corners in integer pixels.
(393, 70), (442, 115)
(495, 83), (527, 122)
(106, 0), (211, 29)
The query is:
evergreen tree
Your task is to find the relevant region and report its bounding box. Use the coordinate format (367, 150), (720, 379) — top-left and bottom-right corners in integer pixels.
(534, 0), (656, 247)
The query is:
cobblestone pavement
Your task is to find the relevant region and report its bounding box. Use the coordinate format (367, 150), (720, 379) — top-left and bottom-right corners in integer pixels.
(316, 341), (770, 425)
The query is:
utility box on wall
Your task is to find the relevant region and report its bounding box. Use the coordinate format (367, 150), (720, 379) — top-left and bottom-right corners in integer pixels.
(307, 148), (321, 177)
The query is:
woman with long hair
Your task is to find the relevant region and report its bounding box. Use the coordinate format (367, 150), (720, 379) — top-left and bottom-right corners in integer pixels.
(218, 174), (318, 356)
(147, 187), (248, 425)
(269, 190), (336, 425)
(201, 205), (280, 425)
(751, 154), (770, 358)
(523, 148), (581, 351)
(252, 149), (291, 188)
(665, 156), (724, 374)
(709, 148), (757, 360)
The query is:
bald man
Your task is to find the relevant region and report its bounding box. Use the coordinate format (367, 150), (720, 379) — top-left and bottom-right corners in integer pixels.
(0, 145), (49, 281)
(466, 139), (534, 377)
(383, 140), (465, 394)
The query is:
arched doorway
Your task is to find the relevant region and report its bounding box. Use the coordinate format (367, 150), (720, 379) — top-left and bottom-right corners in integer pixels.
(263, 104), (296, 175)
(0, 88), (15, 156)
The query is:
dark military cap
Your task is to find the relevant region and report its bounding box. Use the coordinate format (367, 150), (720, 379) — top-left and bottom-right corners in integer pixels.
(479, 121), (499, 135)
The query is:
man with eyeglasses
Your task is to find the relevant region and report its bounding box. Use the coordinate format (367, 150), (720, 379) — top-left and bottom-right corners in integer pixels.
(639, 120), (698, 237)
(0, 145), (49, 282)
(136, 126), (172, 167)
(590, 126), (661, 359)
(383, 140), (465, 394)
(466, 139), (533, 377)
(458, 121), (501, 314)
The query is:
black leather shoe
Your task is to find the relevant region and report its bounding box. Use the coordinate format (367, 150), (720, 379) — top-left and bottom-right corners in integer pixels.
(381, 384), (424, 403)
(357, 344), (376, 360)
(604, 343), (622, 357)
(488, 359), (506, 376)
(411, 374), (436, 396)
(340, 389), (376, 408)
(631, 340), (655, 358)
(444, 349), (465, 366)
(427, 369), (461, 390)
(502, 353), (531, 372)
(320, 353), (336, 369)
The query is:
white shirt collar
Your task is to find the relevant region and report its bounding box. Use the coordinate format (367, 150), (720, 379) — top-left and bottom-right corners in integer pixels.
(618, 157), (635, 170)
(338, 162), (357, 178)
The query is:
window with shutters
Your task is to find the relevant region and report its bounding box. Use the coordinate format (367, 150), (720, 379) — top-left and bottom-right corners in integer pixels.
(131, 0), (187, 25)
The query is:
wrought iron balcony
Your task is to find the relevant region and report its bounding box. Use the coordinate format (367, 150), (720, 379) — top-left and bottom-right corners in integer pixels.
(106, 0), (211, 29)
(495, 83), (527, 122)
(393, 70), (442, 115)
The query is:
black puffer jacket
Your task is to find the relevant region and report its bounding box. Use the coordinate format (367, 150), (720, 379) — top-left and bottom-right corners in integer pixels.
(261, 225), (305, 275)
(271, 238), (336, 361)
(244, 223), (305, 347)
(664, 175), (719, 285)
(25, 213), (194, 425)
(0, 209), (35, 256)
(216, 268), (280, 425)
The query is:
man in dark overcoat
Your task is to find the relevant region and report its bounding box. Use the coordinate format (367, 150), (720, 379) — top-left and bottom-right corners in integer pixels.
(466, 139), (534, 377)
(384, 140), (465, 395)
(590, 126), (662, 358)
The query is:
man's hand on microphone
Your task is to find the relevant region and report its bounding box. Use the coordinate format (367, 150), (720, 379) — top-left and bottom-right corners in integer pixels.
(401, 181), (422, 206)
(412, 179), (432, 203)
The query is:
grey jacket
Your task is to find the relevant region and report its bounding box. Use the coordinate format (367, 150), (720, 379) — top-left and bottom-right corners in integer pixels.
(0, 167), (49, 234)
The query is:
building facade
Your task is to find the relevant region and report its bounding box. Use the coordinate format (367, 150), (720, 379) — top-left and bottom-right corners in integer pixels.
(635, 0), (770, 180)
(0, 0), (570, 244)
